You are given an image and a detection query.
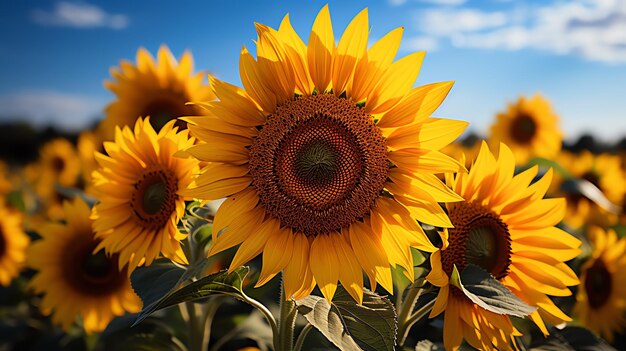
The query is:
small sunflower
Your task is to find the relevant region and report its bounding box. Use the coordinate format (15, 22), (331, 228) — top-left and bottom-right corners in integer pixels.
(33, 138), (81, 196)
(99, 45), (215, 140)
(489, 95), (562, 165)
(573, 227), (626, 343)
(551, 151), (625, 229)
(183, 6), (468, 303)
(426, 142), (581, 350)
(0, 206), (29, 286)
(92, 118), (198, 272)
(28, 198), (141, 333)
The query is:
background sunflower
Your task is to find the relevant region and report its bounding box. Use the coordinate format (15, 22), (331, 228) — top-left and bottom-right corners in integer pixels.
(98, 45), (215, 140)
(28, 198), (141, 333)
(489, 95), (562, 165)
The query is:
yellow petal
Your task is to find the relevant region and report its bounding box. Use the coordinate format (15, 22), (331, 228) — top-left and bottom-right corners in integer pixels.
(256, 224), (294, 287)
(332, 8), (368, 95)
(377, 81), (454, 128)
(365, 51), (425, 114)
(309, 234), (340, 302)
(307, 5), (334, 93)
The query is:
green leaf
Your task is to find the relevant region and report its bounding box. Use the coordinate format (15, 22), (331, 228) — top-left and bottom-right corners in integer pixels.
(131, 261), (185, 309)
(450, 264), (536, 318)
(526, 157), (574, 180)
(295, 285), (397, 351)
(133, 266), (249, 326)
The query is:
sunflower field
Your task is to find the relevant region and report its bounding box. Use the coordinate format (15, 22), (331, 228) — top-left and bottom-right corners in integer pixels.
(2, 2), (626, 351)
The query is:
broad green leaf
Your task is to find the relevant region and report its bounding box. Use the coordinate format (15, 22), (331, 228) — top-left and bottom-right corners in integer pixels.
(130, 261), (185, 309)
(295, 285), (397, 351)
(450, 264), (536, 318)
(134, 266), (249, 326)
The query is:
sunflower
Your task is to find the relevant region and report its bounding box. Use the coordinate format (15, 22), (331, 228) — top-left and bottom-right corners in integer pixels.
(91, 118), (198, 272)
(99, 45), (215, 140)
(32, 138), (81, 196)
(426, 142), (581, 350)
(28, 198), (141, 333)
(441, 138), (481, 171)
(0, 206), (29, 286)
(182, 6), (468, 303)
(573, 227), (626, 342)
(0, 161), (12, 195)
(551, 150), (625, 229)
(489, 95), (562, 165)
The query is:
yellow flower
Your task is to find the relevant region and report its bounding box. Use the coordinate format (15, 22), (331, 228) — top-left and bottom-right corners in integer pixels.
(551, 151), (625, 229)
(426, 142), (581, 350)
(92, 118), (199, 272)
(99, 45), (215, 140)
(441, 139), (481, 171)
(574, 227), (626, 342)
(32, 138), (81, 197)
(0, 206), (29, 286)
(28, 198), (141, 333)
(0, 161), (13, 195)
(489, 95), (562, 165)
(183, 5), (468, 303)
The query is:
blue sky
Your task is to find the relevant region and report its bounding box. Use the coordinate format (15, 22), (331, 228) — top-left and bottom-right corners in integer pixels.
(1, 0), (625, 141)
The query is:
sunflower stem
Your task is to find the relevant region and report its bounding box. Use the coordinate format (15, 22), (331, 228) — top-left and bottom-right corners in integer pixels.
(398, 297), (436, 346)
(186, 302), (204, 351)
(396, 278), (425, 347)
(242, 293), (280, 350)
(277, 278), (298, 351)
(293, 324), (313, 351)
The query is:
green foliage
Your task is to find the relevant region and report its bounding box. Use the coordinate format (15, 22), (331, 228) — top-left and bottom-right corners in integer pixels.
(133, 266), (250, 326)
(295, 285), (397, 351)
(450, 264), (536, 318)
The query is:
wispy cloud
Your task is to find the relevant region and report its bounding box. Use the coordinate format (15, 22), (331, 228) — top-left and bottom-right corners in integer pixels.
(389, 0), (467, 6)
(0, 91), (105, 131)
(406, 0), (626, 64)
(32, 2), (128, 29)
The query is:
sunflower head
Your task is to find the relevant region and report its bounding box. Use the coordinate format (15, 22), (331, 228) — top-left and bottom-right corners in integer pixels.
(0, 205), (29, 287)
(573, 227), (626, 342)
(32, 138), (81, 197)
(99, 45), (215, 140)
(489, 95), (562, 165)
(28, 197), (141, 333)
(426, 142), (581, 350)
(182, 5), (468, 303)
(92, 117), (198, 272)
(551, 150), (626, 229)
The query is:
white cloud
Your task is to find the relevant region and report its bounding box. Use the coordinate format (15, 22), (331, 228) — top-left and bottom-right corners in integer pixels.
(0, 91), (105, 131)
(419, 8), (508, 35)
(406, 0), (626, 63)
(404, 36), (440, 51)
(32, 2), (128, 29)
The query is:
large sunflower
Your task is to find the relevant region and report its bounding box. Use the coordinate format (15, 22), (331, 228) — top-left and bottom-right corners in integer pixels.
(489, 95), (562, 165)
(574, 227), (626, 343)
(0, 205), (29, 286)
(551, 150), (625, 229)
(99, 45), (215, 140)
(91, 118), (198, 272)
(28, 198), (141, 333)
(183, 6), (468, 303)
(426, 142), (581, 350)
